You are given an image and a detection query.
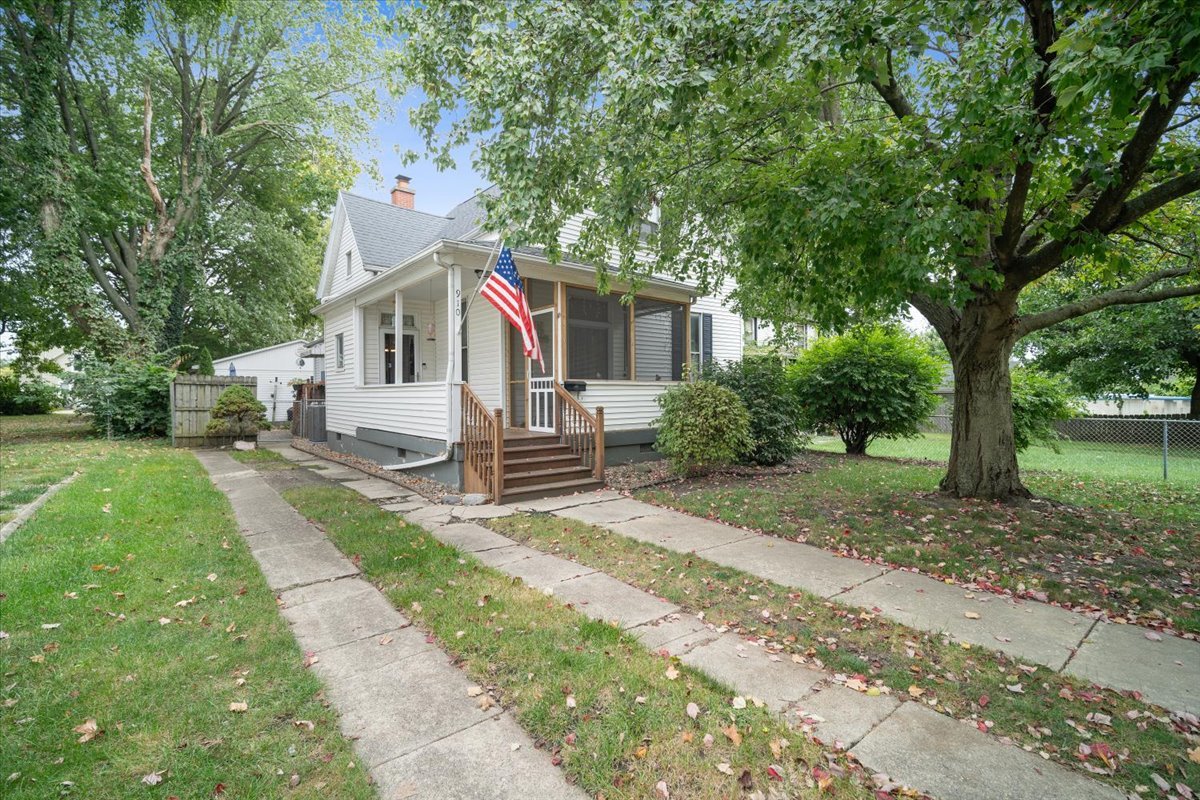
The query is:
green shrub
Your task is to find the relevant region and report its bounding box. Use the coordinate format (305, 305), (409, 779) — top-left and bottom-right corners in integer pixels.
(654, 381), (752, 475)
(701, 355), (804, 465)
(206, 385), (267, 438)
(70, 359), (173, 437)
(0, 372), (62, 415)
(197, 347), (215, 376)
(788, 326), (942, 455)
(1010, 368), (1080, 452)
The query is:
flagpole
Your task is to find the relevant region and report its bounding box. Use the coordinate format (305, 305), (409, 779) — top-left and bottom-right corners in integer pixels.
(456, 235), (505, 336)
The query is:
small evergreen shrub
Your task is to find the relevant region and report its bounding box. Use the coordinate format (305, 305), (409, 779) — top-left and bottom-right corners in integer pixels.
(197, 347), (215, 376)
(701, 355), (804, 465)
(70, 359), (173, 436)
(654, 381), (752, 475)
(206, 385), (267, 439)
(788, 326), (942, 455)
(1010, 368), (1080, 452)
(0, 373), (62, 415)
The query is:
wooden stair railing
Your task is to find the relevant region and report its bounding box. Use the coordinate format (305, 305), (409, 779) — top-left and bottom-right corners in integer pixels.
(553, 383), (605, 481)
(462, 384), (503, 499)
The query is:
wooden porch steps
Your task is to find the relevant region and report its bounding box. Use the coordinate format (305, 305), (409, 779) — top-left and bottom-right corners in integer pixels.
(461, 384), (605, 504)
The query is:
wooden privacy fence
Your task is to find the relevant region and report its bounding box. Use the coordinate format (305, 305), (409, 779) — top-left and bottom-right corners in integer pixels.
(170, 374), (257, 448)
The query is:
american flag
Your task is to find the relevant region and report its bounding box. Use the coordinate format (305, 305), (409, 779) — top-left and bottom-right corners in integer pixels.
(480, 247), (544, 371)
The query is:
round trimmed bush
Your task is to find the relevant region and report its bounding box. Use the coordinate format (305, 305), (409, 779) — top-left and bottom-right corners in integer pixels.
(206, 385), (268, 438)
(653, 381), (752, 475)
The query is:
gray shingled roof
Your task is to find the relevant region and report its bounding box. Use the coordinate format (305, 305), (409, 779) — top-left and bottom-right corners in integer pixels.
(340, 192), (453, 269)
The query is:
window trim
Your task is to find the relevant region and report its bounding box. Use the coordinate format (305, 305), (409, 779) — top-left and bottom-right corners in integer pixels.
(334, 332), (345, 370)
(344, 251), (351, 277)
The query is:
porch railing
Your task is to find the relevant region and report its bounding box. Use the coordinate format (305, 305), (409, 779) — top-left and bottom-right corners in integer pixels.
(554, 383), (605, 480)
(462, 384), (503, 499)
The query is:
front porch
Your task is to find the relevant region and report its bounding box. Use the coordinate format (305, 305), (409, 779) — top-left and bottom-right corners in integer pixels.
(321, 240), (706, 496)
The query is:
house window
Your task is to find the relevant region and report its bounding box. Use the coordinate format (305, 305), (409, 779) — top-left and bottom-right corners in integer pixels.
(335, 333), (345, 369)
(345, 251), (351, 276)
(634, 299), (685, 381)
(566, 287), (629, 380)
(690, 312), (713, 372)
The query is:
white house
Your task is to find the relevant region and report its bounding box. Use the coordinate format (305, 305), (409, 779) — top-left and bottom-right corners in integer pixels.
(212, 339), (311, 423)
(312, 175), (746, 500)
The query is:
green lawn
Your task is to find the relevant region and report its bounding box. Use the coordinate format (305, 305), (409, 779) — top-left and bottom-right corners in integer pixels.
(487, 512), (1200, 796)
(807, 431), (1200, 485)
(639, 455), (1200, 634)
(0, 414), (113, 523)
(282, 484), (875, 800)
(0, 424), (373, 799)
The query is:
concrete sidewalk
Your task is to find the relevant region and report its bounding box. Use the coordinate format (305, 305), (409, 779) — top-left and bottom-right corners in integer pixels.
(517, 491), (1200, 717)
(194, 450), (584, 800)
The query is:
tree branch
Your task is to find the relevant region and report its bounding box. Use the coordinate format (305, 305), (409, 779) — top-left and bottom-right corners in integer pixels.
(79, 234), (138, 327)
(1017, 267), (1200, 335)
(140, 81), (167, 223)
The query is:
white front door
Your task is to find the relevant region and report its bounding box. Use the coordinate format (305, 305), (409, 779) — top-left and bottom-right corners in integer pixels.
(528, 309), (555, 432)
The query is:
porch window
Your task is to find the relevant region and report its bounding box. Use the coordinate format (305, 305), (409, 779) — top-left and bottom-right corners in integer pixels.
(566, 287), (630, 380)
(634, 299), (686, 381)
(690, 312), (713, 372)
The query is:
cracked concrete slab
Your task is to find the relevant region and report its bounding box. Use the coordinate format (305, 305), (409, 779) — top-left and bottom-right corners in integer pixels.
(404, 505), (455, 526)
(372, 713), (588, 800)
(242, 523), (328, 552)
(606, 511), (752, 553)
(498, 553), (595, 589)
(851, 702), (1124, 800)
(701, 536), (887, 598)
(511, 489), (622, 512)
(550, 572), (678, 628)
(678, 633), (822, 712)
(381, 500), (426, 513)
(429, 522), (520, 553)
(1067, 622), (1200, 715)
(279, 577), (407, 651)
(630, 614), (717, 654)
(451, 504), (517, 520)
(556, 497), (660, 525)
(470, 544), (542, 568)
(837, 569), (1089, 669)
(310, 625), (431, 683)
(249, 539), (359, 591)
(790, 684), (899, 748)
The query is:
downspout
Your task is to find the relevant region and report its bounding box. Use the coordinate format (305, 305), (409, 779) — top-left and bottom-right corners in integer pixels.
(382, 241), (503, 472)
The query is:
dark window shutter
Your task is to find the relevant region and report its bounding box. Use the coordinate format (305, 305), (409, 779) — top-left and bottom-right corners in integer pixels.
(702, 314), (714, 365)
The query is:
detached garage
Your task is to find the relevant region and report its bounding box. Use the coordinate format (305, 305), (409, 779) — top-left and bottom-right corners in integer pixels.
(212, 339), (311, 423)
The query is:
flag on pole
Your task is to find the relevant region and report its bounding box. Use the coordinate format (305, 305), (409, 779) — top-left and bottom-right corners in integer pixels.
(480, 247), (544, 371)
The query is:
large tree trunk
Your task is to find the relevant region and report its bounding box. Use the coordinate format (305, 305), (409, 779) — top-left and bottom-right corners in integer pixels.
(938, 296), (1030, 500)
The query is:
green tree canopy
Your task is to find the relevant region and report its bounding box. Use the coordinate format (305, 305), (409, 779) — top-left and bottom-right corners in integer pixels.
(396, 0), (1200, 499)
(1, 0), (388, 361)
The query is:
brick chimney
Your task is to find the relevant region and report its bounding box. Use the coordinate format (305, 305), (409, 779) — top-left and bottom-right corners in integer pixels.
(390, 174), (414, 209)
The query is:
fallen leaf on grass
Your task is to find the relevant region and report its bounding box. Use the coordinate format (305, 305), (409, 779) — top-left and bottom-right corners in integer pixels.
(686, 702), (699, 720)
(41, 623), (61, 630)
(664, 665), (680, 681)
(767, 764), (784, 781)
(302, 651), (318, 668)
(731, 696), (747, 710)
(293, 720), (315, 731)
(158, 617), (172, 626)
(722, 725), (742, 746)
(769, 738), (788, 759)
(175, 597), (196, 608)
(141, 772), (164, 786)
(73, 719), (99, 743)
(476, 695), (496, 711)
(716, 763), (734, 776)
(654, 779), (669, 798)
(1188, 745), (1200, 764)
(206, 574), (218, 582)
(1006, 684), (1024, 694)
(978, 694), (990, 708)
(907, 685), (925, 698)
(228, 702), (248, 713)
(566, 696), (577, 709)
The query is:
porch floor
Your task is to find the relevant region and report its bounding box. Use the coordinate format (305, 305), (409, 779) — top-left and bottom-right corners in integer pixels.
(502, 427), (555, 441)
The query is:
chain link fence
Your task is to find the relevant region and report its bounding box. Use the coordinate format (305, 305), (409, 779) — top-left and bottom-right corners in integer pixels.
(808, 415), (1200, 484)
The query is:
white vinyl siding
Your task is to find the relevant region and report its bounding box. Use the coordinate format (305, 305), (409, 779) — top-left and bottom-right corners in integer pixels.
(327, 219), (374, 297)
(466, 300), (504, 409)
(574, 382), (673, 431)
(211, 340), (308, 423)
(689, 278), (742, 365)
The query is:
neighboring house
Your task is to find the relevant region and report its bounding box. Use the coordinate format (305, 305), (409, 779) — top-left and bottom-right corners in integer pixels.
(212, 340), (310, 423)
(1084, 395), (1192, 416)
(743, 318), (819, 357)
(299, 338), (325, 382)
(37, 348), (79, 387)
(313, 175), (745, 499)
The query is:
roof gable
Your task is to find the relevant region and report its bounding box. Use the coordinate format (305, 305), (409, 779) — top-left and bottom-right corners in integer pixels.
(340, 192), (449, 270)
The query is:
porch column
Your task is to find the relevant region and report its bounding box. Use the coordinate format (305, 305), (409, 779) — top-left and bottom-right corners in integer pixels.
(448, 264), (463, 383)
(393, 289), (403, 385)
(352, 303), (364, 387)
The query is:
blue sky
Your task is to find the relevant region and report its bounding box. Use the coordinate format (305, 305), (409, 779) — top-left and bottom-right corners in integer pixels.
(349, 97), (485, 215)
